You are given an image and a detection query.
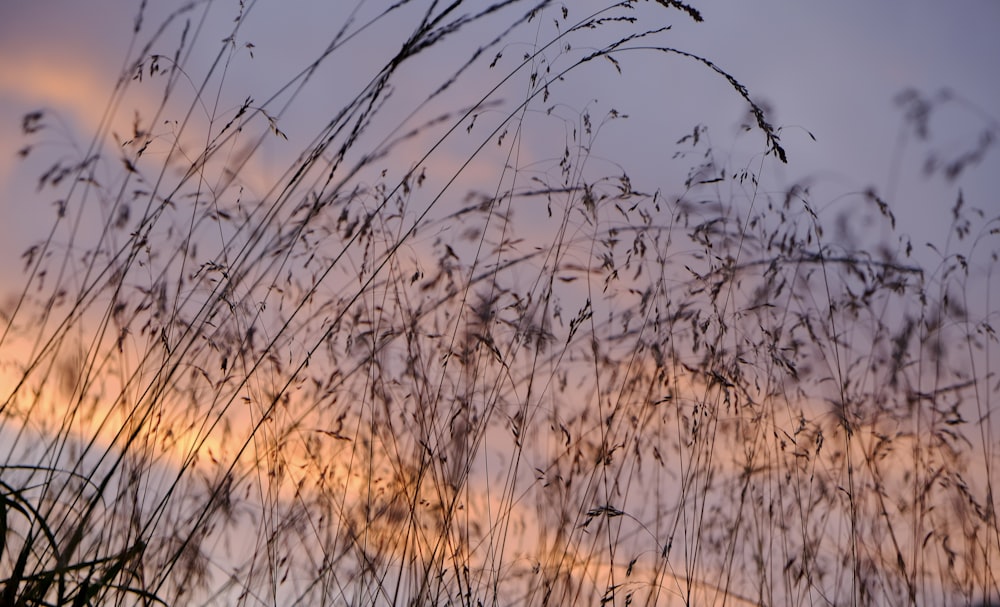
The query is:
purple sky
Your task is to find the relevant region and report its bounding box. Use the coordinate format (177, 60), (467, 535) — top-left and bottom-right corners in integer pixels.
(1, 3), (997, 603)
(1, 0), (997, 288)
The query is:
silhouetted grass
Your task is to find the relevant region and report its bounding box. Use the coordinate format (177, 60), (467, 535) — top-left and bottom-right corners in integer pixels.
(1, 2), (997, 606)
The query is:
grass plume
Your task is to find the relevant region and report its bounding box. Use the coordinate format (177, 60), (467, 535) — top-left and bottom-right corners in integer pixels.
(1, 2), (997, 606)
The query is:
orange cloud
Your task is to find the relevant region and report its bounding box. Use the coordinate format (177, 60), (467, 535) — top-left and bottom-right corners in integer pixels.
(0, 54), (115, 131)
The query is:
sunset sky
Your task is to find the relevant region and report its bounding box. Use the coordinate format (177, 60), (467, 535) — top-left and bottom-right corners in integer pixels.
(0, 2), (998, 604)
(2, 0), (998, 278)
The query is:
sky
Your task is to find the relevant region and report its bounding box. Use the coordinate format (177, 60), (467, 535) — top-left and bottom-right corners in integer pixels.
(0, 3), (997, 377)
(0, 1), (998, 604)
(2, 0), (998, 270)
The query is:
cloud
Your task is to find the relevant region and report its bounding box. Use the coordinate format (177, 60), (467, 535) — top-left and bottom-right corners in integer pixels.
(0, 51), (132, 290)
(0, 53), (115, 131)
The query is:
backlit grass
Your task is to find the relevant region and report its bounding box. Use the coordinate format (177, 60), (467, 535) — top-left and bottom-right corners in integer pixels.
(1, 2), (997, 606)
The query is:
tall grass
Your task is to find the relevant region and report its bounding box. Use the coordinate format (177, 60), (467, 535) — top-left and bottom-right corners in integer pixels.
(1, 1), (997, 605)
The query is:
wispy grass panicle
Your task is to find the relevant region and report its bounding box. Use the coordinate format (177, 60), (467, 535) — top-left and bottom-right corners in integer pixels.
(1, 2), (997, 606)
